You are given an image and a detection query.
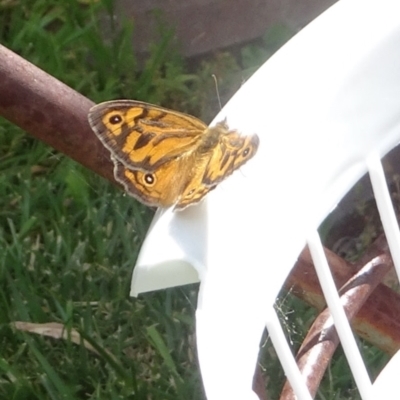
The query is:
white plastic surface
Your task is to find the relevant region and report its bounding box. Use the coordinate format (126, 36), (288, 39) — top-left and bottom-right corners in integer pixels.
(373, 350), (400, 396)
(131, 0), (400, 398)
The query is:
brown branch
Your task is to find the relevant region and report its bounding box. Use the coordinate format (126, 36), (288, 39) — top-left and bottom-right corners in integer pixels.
(0, 44), (115, 183)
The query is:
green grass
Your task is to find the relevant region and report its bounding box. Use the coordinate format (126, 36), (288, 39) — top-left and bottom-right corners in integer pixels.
(0, 118), (201, 398)
(0, 130), (201, 400)
(0, 0), (388, 399)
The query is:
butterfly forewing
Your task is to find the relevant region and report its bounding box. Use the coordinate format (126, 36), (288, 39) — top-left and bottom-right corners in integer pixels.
(88, 100), (207, 171)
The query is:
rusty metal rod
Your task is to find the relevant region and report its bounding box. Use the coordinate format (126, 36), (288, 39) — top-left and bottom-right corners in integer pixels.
(286, 235), (400, 355)
(280, 252), (392, 399)
(0, 44), (115, 183)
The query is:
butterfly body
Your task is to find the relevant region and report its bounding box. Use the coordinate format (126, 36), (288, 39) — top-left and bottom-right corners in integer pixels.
(88, 100), (259, 210)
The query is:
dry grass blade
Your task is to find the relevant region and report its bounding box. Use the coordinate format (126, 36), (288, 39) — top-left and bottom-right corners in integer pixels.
(11, 321), (117, 362)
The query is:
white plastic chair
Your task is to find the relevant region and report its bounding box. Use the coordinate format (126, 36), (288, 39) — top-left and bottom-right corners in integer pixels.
(130, 0), (400, 398)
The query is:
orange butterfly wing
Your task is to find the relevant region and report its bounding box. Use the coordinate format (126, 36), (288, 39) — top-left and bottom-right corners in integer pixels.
(203, 125), (259, 186)
(88, 100), (207, 171)
(176, 122), (259, 209)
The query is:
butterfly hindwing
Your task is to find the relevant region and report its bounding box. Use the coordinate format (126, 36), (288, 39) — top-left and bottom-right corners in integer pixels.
(112, 156), (186, 208)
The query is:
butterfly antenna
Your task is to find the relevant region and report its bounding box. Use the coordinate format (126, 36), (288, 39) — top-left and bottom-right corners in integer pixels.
(212, 74), (222, 110)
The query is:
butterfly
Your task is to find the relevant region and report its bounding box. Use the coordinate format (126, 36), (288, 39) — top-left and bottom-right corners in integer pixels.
(88, 100), (259, 210)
